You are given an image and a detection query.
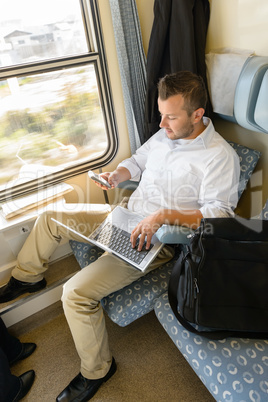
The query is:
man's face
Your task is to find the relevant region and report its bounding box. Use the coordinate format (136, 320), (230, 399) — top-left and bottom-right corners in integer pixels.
(158, 94), (196, 140)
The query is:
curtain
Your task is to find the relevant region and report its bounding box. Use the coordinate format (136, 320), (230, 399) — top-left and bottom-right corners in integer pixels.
(144, 0), (212, 140)
(109, 0), (147, 151)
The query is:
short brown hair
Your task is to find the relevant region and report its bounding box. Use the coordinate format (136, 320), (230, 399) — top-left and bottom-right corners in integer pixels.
(158, 71), (208, 116)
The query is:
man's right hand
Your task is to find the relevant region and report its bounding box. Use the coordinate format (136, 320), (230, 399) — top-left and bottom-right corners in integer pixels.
(101, 167), (131, 189)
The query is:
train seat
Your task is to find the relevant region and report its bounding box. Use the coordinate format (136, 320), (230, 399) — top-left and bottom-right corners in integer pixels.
(69, 141), (261, 327)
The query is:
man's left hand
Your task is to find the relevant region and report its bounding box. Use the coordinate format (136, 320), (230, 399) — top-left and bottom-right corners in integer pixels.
(130, 214), (162, 251)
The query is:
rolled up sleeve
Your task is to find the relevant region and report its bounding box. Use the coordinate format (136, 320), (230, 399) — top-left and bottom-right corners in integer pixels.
(199, 147), (240, 218)
(117, 138), (152, 181)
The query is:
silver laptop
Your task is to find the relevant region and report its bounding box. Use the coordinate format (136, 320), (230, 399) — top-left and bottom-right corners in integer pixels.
(52, 206), (164, 271)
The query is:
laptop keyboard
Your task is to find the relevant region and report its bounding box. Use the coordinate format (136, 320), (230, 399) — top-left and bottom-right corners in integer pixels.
(92, 222), (152, 265)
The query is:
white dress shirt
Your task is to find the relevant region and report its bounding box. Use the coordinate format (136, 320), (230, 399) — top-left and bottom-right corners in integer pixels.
(118, 118), (240, 218)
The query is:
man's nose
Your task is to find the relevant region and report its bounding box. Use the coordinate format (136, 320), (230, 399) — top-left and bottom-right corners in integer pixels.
(159, 115), (166, 127)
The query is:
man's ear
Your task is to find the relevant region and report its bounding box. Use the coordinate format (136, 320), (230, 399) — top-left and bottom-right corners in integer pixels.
(193, 108), (205, 123)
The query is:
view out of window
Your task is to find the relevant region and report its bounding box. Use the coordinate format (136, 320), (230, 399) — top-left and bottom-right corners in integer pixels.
(0, 0), (117, 201)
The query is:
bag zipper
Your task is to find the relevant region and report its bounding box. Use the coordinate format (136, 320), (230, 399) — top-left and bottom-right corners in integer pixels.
(194, 277), (199, 298)
(194, 220), (206, 323)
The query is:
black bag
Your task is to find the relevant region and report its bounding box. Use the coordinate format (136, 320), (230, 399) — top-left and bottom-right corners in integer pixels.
(168, 218), (268, 339)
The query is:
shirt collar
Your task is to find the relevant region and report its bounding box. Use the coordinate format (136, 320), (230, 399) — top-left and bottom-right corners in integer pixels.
(163, 117), (214, 148)
(191, 117), (214, 149)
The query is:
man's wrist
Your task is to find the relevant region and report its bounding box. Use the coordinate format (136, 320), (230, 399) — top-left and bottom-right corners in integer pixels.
(115, 166), (131, 183)
(154, 209), (170, 226)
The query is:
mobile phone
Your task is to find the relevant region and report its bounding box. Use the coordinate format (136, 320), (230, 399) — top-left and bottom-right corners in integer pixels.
(88, 170), (111, 188)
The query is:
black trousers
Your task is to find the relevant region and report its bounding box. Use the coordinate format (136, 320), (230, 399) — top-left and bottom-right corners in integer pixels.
(0, 317), (22, 401)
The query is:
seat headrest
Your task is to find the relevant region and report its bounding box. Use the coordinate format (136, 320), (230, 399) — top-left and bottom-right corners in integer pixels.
(254, 70), (268, 132)
(234, 56), (268, 133)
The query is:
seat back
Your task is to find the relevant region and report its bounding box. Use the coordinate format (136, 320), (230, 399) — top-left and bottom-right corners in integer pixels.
(227, 141), (261, 200)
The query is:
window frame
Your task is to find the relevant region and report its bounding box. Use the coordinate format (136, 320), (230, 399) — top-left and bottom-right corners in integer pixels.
(0, 0), (118, 203)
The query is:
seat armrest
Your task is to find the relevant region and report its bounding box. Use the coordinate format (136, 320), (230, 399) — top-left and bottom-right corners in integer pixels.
(117, 180), (139, 191)
(118, 180), (194, 244)
(155, 225), (194, 244)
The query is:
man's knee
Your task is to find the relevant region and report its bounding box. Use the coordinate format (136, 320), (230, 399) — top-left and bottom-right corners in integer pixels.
(61, 272), (99, 310)
(35, 210), (57, 230)
(61, 277), (77, 306)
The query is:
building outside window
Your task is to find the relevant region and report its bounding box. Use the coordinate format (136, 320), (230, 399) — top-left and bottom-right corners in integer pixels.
(0, 0), (118, 202)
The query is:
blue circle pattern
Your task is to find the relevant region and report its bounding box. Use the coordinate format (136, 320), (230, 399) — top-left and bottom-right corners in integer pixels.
(101, 257), (178, 326)
(155, 292), (268, 402)
(260, 200), (268, 220)
(227, 141), (261, 200)
(69, 241), (104, 267)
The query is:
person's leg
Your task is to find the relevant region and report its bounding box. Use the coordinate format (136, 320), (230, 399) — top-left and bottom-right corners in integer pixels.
(0, 317), (36, 366)
(0, 347), (21, 402)
(13, 204), (111, 283)
(0, 347), (35, 402)
(0, 317), (21, 363)
(0, 204), (111, 303)
(62, 246), (174, 378)
(0, 359), (35, 402)
(0, 318), (36, 400)
(58, 247), (173, 401)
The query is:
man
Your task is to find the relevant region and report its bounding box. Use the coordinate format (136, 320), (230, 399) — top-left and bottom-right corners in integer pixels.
(0, 71), (240, 401)
(0, 317), (36, 401)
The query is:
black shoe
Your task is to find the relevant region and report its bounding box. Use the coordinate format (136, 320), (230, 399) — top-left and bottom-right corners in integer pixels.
(56, 357), (117, 402)
(13, 370), (35, 402)
(10, 343), (37, 365)
(0, 276), (46, 303)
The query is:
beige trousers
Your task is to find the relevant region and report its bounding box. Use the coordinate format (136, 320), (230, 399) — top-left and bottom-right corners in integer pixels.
(12, 203), (174, 379)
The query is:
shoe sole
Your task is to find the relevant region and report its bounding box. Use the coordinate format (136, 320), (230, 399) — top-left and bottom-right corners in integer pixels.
(27, 280), (47, 293)
(15, 280), (47, 298)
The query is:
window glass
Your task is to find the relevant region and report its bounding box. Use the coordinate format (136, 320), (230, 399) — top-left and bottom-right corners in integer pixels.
(0, 65), (107, 190)
(0, 0), (88, 66)
(0, 0), (117, 200)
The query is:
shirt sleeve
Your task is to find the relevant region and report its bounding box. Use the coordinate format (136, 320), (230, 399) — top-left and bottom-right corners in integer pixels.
(117, 138), (152, 181)
(199, 146), (240, 218)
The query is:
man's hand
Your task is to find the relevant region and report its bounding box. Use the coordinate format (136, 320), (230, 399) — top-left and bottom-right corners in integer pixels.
(130, 214), (162, 251)
(96, 167), (131, 189)
(130, 208), (203, 251)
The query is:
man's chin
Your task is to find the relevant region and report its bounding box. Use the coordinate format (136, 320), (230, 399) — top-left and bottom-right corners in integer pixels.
(165, 130), (174, 139)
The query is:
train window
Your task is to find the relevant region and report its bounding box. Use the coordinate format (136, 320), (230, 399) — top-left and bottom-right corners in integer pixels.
(0, 0), (118, 202)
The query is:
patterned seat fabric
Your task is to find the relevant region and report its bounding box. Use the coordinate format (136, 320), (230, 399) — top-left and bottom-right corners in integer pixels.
(69, 241), (104, 267)
(227, 141), (261, 200)
(154, 292), (268, 402)
(69, 239), (180, 327)
(101, 256), (179, 327)
(260, 199), (268, 220)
